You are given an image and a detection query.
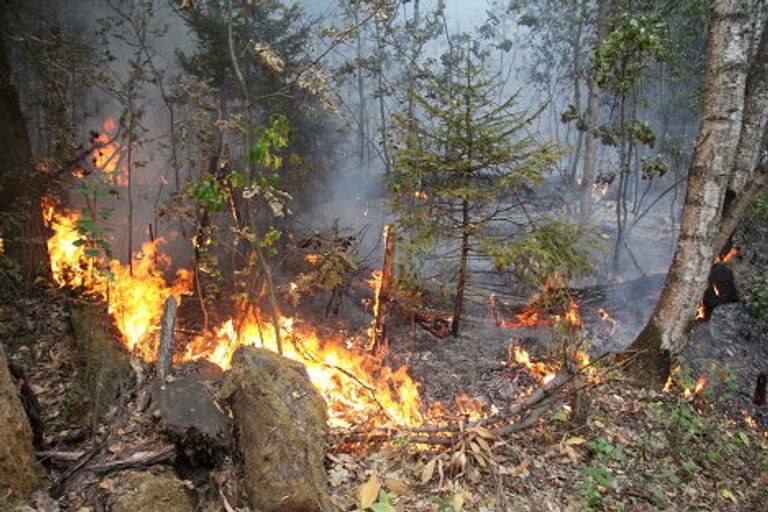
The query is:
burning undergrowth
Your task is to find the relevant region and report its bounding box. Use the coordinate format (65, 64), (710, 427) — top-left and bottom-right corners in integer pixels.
(42, 199), (427, 428)
(41, 196), (607, 434)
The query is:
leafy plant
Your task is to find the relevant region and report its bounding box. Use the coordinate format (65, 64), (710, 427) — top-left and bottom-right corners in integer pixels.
(746, 271), (768, 321)
(751, 192), (768, 224)
(70, 185), (116, 262)
(579, 465), (615, 510)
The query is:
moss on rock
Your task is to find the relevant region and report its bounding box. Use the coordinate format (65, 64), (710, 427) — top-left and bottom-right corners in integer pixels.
(109, 469), (194, 512)
(221, 346), (333, 512)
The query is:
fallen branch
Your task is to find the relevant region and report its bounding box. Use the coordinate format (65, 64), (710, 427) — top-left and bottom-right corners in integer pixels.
(87, 445), (176, 474)
(49, 444), (176, 497)
(38, 450), (86, 465)
(335, 352), (629, 447)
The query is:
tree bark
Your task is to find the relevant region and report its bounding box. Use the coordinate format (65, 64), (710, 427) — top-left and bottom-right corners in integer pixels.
(0, 344), (43, 502)
(451, 199), (470, 337)
(0, 30), (50, 285)
(624, 0), (752, 385)
(372, 224), (395, 353)
(578, 0), (610, 222)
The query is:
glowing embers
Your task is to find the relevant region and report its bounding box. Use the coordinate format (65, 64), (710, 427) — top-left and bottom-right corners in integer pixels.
(501, 294), (582, 330)
(663, 365), (708, 398)
(596, 308), (617, 324)
(697, 258), (740, 321)
(715, 247), (739, 264)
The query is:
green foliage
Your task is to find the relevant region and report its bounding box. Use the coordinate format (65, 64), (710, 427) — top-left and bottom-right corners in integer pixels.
(185, 171), (245, 213)
(596, 14), (668, 95)
(579, 465), (615, 510)
(746, 271), (768, 321)
(70, 186), (116, 261)
(588, 438), (624, 463)
(640, 154), (669, 180)
(626, 119), (656, 147)
(250, 114), (291, 170)
(367, 490), (396, 512)
(389, 49), (564, 299)
(486, 221), (602, 297)
(751, 192), (768, 224)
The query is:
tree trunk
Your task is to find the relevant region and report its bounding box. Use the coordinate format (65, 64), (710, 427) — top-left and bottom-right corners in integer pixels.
(624, 0), (752, 386)
(578, 0), (610, 222)
(0, 32), (50, 286)
(725, 15), (768, 195)
(372, 224), (395, 352)
(451, 199), (470, 337)
(0, 343), (43, 502)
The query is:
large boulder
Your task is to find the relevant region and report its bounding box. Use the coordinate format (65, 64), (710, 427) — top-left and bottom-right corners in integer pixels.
(221, 346), (333, 512)
(0, 343), (43, 502)
(108, 469), (194, 512)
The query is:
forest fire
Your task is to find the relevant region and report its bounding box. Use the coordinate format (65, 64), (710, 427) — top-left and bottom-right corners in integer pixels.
(42, 200), (424, 427)
(715, 247), (739, 263)
(43, 201), (192, 359)
(663, 366), (708, 398)
(511, 346), (556, 384)
(182, 312), (423, 427)
(501, 295), (582, 330)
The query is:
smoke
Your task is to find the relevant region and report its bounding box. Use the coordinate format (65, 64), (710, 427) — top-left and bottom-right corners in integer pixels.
(12, 0), (704, 339)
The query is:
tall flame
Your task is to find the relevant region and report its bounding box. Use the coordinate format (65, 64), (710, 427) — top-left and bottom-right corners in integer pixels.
(43, 198), (423, 427)
(43, 200), (192, 360)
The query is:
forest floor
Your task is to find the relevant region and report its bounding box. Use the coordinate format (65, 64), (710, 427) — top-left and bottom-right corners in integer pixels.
(3, 288), (768, 512)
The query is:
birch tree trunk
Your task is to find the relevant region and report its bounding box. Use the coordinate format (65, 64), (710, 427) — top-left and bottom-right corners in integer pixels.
(713, 14), (768, 255)
(578, 0), (610, 222)
(625, 0), (752, 385)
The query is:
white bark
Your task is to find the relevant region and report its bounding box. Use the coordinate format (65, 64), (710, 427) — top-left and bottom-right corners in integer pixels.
(728, 15), (768, 194)
(651, 0), (752, 354)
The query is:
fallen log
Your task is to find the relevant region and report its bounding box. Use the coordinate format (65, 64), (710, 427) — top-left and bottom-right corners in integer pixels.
(68, 303), (133, 424)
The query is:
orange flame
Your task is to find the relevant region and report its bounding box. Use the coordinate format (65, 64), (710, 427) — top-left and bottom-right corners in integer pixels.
(715, 247), (739, 263)
(511, 346), (556, 384)
(597, 308), (616, 324)
(665, 366), (707, 398)
(501, 308), (543, 328)
(683, 376), (707, 398)
(91, 118), (128, 186)
(741, 410), (758, 429)
(502, 295), (581, 329)
(42, 198), (96, 288)
(43, 200), (192, 360)
(44, 200), (424, 427)
(182, 310), (422, 427)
